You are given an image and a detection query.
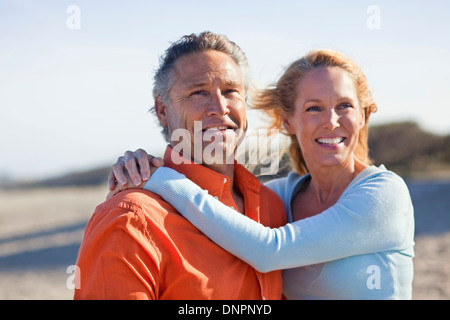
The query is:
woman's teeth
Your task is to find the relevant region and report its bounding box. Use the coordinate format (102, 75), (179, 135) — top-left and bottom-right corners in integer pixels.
(316, 137), (345, 145)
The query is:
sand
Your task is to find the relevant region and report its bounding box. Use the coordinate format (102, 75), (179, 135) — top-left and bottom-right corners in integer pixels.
(0, 181), (448, 300)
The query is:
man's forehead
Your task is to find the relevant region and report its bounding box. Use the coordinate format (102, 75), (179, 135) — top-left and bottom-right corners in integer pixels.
(172, 51), (243, 87)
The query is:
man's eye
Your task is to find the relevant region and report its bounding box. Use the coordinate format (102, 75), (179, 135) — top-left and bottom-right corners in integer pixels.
(191, 90), (207, 96)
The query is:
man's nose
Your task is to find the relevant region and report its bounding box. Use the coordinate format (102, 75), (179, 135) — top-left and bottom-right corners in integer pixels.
(207, 90), (230, 116)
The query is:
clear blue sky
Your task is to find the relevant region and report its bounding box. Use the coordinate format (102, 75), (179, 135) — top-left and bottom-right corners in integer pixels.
(1, 0), (449, 180)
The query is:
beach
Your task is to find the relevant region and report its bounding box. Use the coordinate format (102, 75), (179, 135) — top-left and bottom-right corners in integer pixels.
(0, 181), (449, 300)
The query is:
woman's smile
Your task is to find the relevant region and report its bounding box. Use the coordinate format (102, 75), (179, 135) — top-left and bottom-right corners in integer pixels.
(315, 136), (346, 147)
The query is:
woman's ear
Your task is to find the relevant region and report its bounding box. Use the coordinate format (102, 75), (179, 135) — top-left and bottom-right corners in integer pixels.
(359, 108), (366, 130)
(282, 113), (296, 134)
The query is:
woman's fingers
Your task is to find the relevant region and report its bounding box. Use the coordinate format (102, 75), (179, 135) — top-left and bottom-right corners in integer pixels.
(112, 156), (129, 186)
(106, 149), (164, 196)
(124, 150), (142, 186)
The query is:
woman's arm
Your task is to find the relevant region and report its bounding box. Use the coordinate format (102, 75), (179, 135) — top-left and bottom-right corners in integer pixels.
(144, 167), (414, 272)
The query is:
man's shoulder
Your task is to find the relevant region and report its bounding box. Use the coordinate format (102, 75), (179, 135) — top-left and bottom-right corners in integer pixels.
(77, 189), (168, 286)
(97, 189), (165, 211)
(112, 188), (163, 202)
(91, 189), (176, 228)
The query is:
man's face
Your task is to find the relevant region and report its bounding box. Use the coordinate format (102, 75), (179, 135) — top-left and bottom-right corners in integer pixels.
(157, 50), (247, 165)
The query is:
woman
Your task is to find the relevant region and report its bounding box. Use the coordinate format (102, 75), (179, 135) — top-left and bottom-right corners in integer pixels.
(109, 49), (415, 299)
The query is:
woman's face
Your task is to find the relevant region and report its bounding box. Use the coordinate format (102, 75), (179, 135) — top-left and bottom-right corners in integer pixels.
(284, 67), (365, 171)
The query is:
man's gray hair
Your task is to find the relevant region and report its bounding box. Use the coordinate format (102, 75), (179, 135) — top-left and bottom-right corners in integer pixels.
(151, 31), (250, 142)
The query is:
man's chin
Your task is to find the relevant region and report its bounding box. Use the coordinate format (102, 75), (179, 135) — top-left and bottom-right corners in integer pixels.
(201, 142), (237, 166)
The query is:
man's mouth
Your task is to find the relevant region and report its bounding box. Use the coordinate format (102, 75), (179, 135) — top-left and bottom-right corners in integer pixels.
(202, 125), (237, 133)
(203, 126), (230, 131)
(315, 137), (346, 146)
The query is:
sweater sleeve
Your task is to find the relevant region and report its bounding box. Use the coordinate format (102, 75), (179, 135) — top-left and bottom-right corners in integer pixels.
(144, 167), (414, 273)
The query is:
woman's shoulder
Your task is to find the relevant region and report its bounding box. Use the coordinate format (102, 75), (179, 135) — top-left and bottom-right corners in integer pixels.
(345, 165), (415, 250)
(343, 165), (413, 219)
(348, 165), (409, 195)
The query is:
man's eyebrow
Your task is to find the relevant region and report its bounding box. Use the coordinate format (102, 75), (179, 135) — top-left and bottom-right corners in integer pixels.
(184, 79), (243, 90)
(223, 79), (243, 87)
(185, 81), (208, 89)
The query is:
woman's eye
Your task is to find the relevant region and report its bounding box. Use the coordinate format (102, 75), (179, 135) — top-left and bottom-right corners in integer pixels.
(339, 103), (353, 109)
(306, 106), (320, 112)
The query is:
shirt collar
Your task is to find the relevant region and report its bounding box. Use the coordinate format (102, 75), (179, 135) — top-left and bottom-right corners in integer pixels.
(163, 145), (261, 200)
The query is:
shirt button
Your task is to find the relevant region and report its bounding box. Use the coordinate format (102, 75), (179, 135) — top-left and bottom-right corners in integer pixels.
(223, 177), (227, 184)
(213, 196), (219, 200)
(262, 296), (266, 300)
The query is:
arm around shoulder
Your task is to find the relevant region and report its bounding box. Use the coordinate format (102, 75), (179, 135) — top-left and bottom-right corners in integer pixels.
(141, 166), (414, 273)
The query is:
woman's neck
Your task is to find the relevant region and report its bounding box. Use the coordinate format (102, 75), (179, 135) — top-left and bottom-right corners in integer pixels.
(306, 157), (367, 207)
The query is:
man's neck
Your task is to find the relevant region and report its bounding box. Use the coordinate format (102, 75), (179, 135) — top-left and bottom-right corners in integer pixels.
(204, 162), (245, 214)
(203, 162), (235, 188)
(168, 144), (244, 212)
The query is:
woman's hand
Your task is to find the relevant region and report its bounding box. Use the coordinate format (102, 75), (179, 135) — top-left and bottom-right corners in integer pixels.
(106, 148), (164, 199)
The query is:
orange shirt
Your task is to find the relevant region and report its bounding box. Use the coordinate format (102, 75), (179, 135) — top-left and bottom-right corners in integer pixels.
(74, 146), (286, 300)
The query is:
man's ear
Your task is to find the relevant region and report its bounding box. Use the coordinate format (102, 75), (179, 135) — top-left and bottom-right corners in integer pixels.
(154, 98), (169, 127)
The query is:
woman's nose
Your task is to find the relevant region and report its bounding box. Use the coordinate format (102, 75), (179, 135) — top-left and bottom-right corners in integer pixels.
(322, 108), (340, 130)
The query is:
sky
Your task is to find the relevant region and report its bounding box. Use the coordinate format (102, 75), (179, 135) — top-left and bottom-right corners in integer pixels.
(1, 0), (449, 181)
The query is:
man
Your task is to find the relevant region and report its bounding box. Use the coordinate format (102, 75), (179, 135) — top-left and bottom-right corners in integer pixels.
(74, 31), (286, 299)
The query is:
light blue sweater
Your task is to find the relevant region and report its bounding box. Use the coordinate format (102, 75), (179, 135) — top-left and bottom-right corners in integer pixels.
(144, 165), (415, 299)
